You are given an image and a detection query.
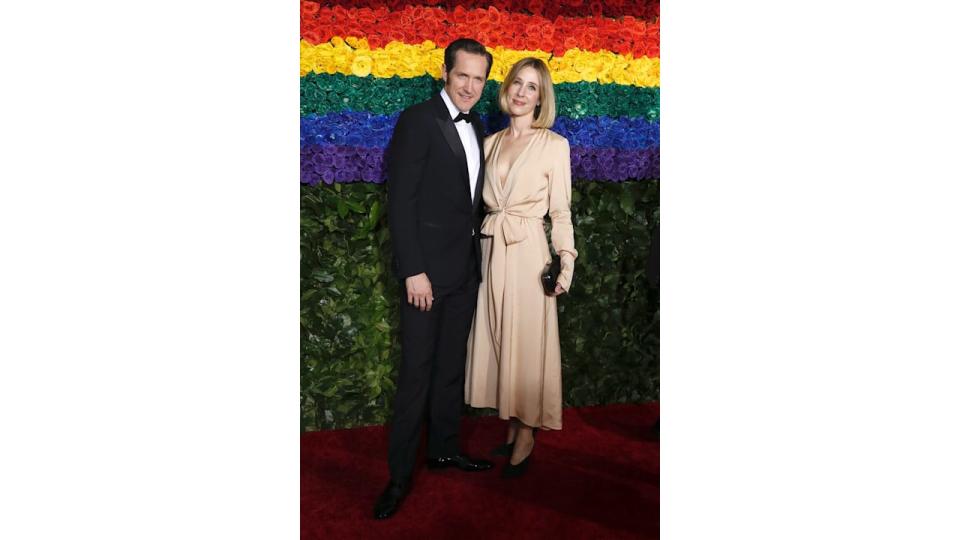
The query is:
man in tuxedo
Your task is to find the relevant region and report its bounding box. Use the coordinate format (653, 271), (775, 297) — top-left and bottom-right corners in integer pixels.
(374, 38), (494, 520)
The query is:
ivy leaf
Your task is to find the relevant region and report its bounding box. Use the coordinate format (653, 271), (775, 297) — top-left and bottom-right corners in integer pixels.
(345, 200), (365, 213)
(619, 189), (636, 215)
(368, 200), (382, 227)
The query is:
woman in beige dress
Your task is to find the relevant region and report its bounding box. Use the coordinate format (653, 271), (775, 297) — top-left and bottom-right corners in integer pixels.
(465, 57), (577, 477)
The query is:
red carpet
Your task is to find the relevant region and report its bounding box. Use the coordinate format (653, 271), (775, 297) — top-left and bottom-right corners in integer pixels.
(301, 402), (659, 539)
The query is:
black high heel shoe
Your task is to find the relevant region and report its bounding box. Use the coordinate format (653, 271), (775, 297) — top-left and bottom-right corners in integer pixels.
(501, 430), (537, 478)
(501, 445), (534, 478)
(491, 442), (515, 457)
(492, 428), (537, 457)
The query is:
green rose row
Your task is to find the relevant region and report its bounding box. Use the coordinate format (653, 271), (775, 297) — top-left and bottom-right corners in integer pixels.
(301, 73), (660, 121)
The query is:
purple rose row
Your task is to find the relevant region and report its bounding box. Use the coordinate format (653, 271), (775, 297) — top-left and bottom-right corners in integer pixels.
(300, 145), (659, 185)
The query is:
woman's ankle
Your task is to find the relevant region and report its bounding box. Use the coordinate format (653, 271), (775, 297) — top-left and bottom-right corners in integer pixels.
(506, 419), (519, 443)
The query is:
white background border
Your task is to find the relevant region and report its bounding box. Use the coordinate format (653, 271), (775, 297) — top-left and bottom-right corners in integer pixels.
(2, 1), (959, 538)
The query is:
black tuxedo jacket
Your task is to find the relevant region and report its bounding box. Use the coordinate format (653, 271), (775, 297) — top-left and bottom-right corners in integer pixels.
(387, 93), (486, 295)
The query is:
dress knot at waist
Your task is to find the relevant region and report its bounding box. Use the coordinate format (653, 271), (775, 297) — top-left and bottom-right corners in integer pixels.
(482, 208), (544, 245)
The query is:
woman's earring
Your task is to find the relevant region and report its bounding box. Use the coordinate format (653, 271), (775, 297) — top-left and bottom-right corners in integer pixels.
(534, 104), (541, 118)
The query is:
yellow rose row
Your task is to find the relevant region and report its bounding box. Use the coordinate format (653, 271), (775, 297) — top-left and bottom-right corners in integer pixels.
(300, 37), (659, 87)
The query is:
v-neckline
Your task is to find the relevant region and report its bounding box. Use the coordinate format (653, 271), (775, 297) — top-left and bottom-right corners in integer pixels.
(493, 129), (539, 197)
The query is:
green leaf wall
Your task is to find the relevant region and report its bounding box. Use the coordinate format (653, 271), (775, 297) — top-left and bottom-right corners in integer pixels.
(301, 180), (659, 430)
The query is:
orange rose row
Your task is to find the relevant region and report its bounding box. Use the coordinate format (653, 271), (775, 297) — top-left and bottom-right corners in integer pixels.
(301, 3), (659, 57)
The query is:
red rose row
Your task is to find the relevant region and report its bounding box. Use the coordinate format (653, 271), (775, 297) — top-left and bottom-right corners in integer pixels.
(302, 0), (659, 22)
(302, 3), (659, 57)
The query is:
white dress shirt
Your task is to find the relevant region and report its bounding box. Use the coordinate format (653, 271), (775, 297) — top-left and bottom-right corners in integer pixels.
(439, 88), (480, 203)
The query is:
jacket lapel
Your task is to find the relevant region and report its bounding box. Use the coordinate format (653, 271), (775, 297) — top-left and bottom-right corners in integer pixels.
(472, 118), (485, 211)
(436, 115), (468, 178)
(432, 95), (470, 201)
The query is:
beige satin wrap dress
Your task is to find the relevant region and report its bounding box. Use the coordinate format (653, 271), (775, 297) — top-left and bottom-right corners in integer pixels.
(465, 128), (578, 430)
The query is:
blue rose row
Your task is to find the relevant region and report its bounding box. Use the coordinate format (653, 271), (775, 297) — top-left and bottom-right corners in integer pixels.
(300, 111), (660, 151)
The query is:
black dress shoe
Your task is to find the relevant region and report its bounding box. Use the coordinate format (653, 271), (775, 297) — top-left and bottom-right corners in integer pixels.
(373, 479), (409, 520)
(426, 454), (494, 472)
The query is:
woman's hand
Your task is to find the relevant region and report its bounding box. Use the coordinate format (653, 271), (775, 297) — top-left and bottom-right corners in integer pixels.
(553, 283), (566, 296)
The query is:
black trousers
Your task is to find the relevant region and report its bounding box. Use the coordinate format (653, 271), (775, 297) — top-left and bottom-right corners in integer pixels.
(387, 272), (479, 482)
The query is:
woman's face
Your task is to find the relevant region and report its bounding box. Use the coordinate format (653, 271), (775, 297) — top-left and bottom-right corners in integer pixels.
(506, 66), (541, 119)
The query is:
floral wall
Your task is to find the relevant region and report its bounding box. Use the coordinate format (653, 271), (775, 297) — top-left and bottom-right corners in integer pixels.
(300, 0), (659, 430)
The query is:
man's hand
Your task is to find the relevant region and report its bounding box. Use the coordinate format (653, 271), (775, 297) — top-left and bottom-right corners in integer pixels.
(405, 273), (434, 311)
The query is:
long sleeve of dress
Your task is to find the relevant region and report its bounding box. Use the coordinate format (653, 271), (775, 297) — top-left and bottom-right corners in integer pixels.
(547, 137), (578, 291)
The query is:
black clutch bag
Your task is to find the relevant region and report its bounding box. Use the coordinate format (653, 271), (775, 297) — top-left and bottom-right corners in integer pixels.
(541, 255), (561, 295)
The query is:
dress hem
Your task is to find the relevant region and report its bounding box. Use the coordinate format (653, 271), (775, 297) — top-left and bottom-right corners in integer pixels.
(465, 400), (562, 430)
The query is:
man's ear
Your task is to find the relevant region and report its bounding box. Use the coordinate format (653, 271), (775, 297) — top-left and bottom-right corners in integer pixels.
(440, 63), (448, 84)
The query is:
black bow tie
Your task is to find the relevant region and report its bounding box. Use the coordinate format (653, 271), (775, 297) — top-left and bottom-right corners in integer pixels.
(454, 112), (473, 124)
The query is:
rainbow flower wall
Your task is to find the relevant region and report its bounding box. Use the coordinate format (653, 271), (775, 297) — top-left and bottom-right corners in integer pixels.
(300, 0), (660, 430)
(300, 0), (659, 184)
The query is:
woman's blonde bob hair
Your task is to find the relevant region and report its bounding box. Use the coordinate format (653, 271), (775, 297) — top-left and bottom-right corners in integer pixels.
(497, 57), (556, 129)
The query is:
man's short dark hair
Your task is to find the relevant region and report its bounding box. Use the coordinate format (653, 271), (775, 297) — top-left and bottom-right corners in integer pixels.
(443, 38), (493, 79)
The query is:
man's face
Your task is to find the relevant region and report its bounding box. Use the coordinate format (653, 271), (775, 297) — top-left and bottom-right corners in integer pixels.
(442, 51), (489, 113)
